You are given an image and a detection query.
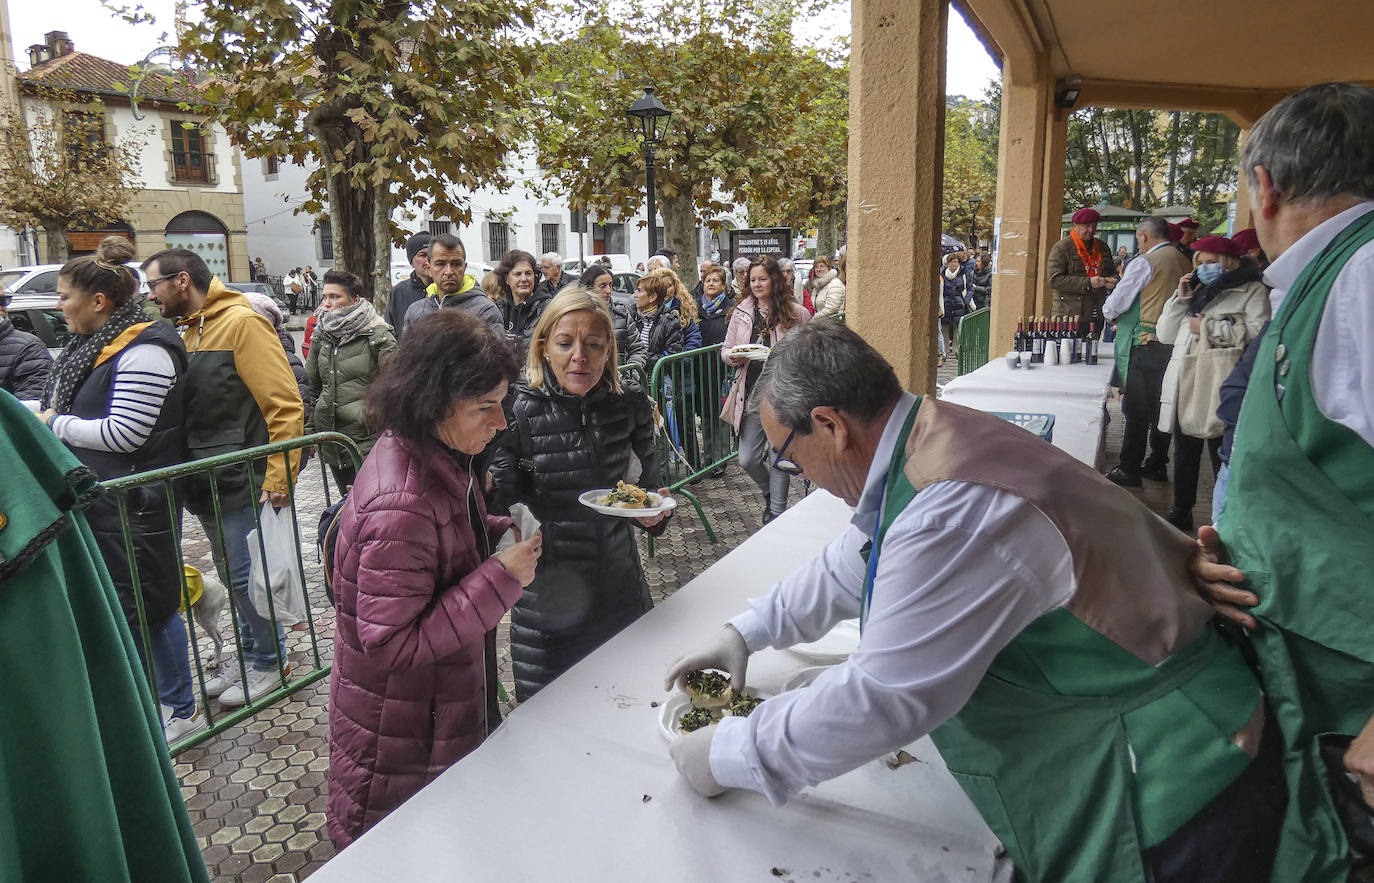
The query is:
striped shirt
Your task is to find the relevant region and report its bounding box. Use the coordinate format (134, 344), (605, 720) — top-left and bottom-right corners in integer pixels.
(51, 344), (177, 453)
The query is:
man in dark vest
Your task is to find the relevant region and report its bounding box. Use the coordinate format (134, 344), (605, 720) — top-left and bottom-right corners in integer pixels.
(1197, 82), (1374, 883)
(1103, 216), (1193, 488)
(666, 322), (1285, 882)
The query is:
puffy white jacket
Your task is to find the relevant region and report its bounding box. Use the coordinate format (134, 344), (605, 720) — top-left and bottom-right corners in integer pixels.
(810, 270), (846, 320)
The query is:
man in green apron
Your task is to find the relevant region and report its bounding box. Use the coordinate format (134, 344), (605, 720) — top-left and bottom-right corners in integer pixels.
(1193, 82), (1374, 882)
(666, 322), (1285, 882)
(0, 390), (208, 882)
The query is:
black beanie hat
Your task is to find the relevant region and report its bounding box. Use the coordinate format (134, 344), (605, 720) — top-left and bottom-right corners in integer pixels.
(406, 232), (433, 264)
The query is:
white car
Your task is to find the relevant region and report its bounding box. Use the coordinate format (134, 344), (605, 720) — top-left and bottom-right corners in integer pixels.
(564, 253), (635, 276)
(2, 262), (150, 296)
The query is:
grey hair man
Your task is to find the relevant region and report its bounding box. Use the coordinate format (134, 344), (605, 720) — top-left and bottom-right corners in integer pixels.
(665, 321), (1283, 879)
(1195, 82), (1374, 883)
(645, 254), (670, 272)
(1102, 215), (1191, 489)
(536, 251), (572, 299)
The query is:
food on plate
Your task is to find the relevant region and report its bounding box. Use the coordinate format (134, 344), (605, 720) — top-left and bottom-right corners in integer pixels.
(724, 690), (762, 718)
(729, 343), (768, 356)
(678, 707), (720, 733)
(596, 480), (655, 509)
(683, 669), (733, 709)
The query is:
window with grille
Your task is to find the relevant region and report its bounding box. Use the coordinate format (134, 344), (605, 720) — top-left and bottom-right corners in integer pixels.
(318, 220), (333, 261)
(265, 155), (279, 175)
(170, 121), (210, 183)
(540, 223), (560, 256)
(487, 222), (510, 261)
(428, 220), (452, 236)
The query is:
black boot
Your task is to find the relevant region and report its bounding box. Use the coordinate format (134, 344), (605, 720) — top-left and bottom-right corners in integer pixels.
(1165, 507), (1193, 533)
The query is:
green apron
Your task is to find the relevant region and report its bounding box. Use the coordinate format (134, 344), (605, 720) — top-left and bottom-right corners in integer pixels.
(1217, 208), (1374, 883)
(863, 399), (1261, 882)
(0, 391), (208, 882)
(1113, 297), (1141, 386)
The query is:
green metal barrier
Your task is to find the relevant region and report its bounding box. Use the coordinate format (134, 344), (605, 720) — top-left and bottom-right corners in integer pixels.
(956, 307), (990, 375)
(101, 432), (360, 756)
(647, 344), (739, 544)
(617, 361), (646, 390)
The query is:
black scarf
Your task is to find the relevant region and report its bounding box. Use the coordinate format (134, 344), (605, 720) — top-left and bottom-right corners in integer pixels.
(43, 298), (149, 413)
(1191, 258), (1263, 316)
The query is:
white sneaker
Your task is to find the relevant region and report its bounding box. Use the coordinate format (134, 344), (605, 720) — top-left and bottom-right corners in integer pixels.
(164, 709), (204, 743)
(218, 664), (291, 708)
(203, 664), (243, 699)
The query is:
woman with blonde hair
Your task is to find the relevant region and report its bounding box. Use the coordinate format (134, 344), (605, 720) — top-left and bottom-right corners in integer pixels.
(809, 255), (846, 321)
(634, 267), (702, 467)
(490, 287), (671, 700)
(722, 255), (810, 523)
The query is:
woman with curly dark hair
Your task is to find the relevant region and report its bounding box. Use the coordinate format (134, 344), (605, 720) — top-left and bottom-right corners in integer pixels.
(722, 255), (809, 523)
(326, 309), (543, 849)
(493, 249), (550, 359)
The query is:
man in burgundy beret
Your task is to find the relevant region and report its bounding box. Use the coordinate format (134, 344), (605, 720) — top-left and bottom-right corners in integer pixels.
(1177, 217), (1200, 248)
(1046, 207), (1119, 326)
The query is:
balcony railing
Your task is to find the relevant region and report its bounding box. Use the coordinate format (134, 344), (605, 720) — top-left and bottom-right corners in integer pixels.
(170, 150), (214, 184)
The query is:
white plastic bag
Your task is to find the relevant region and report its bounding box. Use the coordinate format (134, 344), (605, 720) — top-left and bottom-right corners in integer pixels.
(247, 503), (307, 626)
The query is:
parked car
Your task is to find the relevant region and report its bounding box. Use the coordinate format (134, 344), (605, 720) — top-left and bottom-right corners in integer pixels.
(2, 262), (150, 296)
(4, 292), (70, 357)
(389, 259), (493, 288)
(229, 280), (289, 312)
(564, 253), (635, 275)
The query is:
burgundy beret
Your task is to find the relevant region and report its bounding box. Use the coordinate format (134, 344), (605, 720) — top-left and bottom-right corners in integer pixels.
(1071, 208), (1101, 224)
(1168, 223), (1183, 243)
(1231, 228), (1261, 253)
(1178, 217), (1200, 230)
(1191, 234), (1243, 256)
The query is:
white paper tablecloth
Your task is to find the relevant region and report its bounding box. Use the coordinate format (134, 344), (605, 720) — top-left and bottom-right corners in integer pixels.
(940, 343), (1116, 466)
(314, 491), (1012, 882)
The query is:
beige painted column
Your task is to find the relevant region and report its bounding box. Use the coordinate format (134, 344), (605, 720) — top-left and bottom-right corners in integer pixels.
(1034, 104), (1068, 316)
(847, 0), (948, 394)
(989, 64), (1050, 361)
(1232, 128), (1253, 231)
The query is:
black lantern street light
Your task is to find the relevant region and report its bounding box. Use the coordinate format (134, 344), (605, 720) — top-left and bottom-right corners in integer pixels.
(626, 86), (672, 257)
(968, 194), (983, 252)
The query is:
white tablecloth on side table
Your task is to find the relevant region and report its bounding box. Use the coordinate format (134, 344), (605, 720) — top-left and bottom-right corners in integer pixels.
(939, 343), (1116, 466)
(313, 491), (1012, 882)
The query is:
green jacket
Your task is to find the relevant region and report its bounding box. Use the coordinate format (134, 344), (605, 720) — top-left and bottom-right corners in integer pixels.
(306, 315), (396, 466)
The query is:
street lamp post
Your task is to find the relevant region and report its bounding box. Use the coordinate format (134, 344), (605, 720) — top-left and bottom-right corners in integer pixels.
(627, 86), (672, 259)
(968, 194), (983, 251)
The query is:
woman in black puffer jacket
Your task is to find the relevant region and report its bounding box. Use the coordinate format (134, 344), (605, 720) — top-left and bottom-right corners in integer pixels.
(490, 287), (670, 700)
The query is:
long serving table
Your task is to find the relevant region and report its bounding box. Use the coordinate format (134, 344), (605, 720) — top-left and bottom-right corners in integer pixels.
(311, 490), (1013, 882)
(939, 341), (1117, 466)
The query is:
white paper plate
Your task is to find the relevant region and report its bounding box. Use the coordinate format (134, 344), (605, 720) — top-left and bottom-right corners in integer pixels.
(658, 688), (773, 741)
(578, 489), (678, 518)
(779, 665), (831, 693)
(727, 344), (770, 362)
(784, 619), (861, 664)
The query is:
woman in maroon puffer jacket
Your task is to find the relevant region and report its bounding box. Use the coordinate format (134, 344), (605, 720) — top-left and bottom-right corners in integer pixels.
(326, 311), (543, 849)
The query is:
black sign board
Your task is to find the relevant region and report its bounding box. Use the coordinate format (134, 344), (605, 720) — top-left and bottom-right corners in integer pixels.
(727, 227), (792, 265)
(570, 209), (588, 234)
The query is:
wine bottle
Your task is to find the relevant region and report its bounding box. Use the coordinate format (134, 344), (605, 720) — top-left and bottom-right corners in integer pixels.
(1014, 318), (1026, 353)
(1086, 322), (1099, 365)
(1031, 317), (1044, 362)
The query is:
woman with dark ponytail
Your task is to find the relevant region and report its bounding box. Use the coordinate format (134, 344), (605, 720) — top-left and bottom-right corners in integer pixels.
(34, 236), (199, 742)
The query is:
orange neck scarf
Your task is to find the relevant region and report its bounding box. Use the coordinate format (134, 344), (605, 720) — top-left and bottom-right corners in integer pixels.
(1070, 230), (1103, 277)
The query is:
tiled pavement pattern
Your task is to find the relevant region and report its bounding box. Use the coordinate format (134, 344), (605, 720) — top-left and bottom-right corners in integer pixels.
(172, 360), (1211, 881)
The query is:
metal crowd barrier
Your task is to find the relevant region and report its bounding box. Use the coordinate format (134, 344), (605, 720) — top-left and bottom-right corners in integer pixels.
(101, 432), (360, 755)
(647, 344), (739, 544)
(956, 307), (990, 375)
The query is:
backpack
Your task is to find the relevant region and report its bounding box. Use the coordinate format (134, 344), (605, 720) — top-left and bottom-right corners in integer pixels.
(317, 493), (348, 606)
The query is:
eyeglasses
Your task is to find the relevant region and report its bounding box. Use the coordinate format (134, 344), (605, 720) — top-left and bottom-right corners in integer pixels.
(771, 427), (804, 476)
(145, 273), (179, 289)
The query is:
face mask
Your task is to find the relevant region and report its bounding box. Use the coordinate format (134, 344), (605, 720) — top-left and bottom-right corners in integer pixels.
(1196, 263), (1225, 286)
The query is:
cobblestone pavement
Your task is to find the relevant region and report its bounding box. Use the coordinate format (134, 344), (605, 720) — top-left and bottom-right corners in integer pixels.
(173, 359), (1205, 881)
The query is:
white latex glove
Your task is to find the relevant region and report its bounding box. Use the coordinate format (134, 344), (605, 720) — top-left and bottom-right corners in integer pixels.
(669, 725), (726, 797)
(663, 625), (750, 692)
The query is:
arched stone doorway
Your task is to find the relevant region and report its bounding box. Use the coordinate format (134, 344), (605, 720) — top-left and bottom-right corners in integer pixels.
(164, 210), (231, 279)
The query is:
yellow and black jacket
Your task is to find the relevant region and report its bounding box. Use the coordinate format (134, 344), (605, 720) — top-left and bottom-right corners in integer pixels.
(177, 278), (304, 512)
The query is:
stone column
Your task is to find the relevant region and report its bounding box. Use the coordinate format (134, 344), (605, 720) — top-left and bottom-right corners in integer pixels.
(989, 65), (1050, 361)
(847, 0), (948, 394)
(1232, 128), (1254, 232)
(1034, 105), (1068, 316)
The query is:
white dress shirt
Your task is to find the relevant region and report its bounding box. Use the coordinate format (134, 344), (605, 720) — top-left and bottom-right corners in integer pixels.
(1263, 200), (1374, 447)
(1103, 242), (1173, 320)
(709, 393), (1076, 804)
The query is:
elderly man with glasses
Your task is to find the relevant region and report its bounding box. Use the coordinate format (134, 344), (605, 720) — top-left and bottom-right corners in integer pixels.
(664, 321), (1286, 882)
